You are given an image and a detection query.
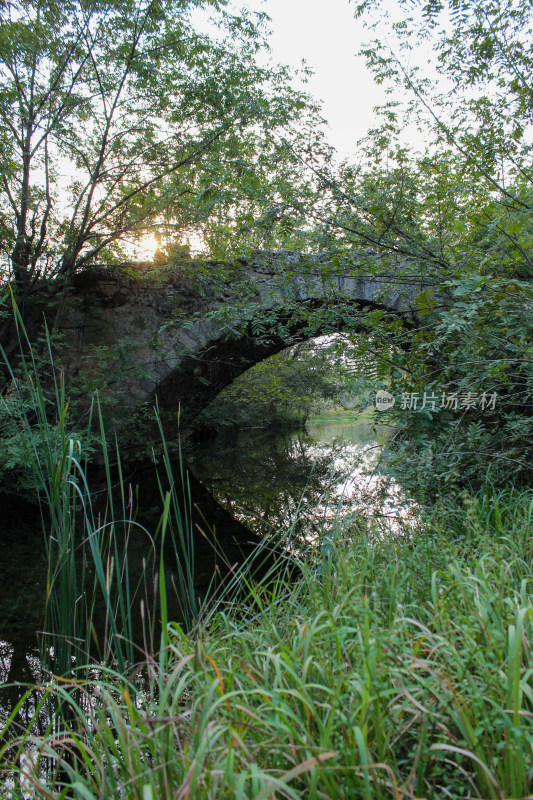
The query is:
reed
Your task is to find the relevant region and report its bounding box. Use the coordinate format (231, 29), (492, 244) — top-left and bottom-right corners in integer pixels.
(2, 484), (532, 798)
(0, 306), (200, 677)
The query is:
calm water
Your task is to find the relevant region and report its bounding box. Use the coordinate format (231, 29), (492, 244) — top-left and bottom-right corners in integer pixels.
(187, 414), (417, 550)
(0, 413), (415, 703)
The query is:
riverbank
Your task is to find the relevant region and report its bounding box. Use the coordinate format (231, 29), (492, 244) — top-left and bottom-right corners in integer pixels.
(3, 483), (532, 798)
(308, 405), (378, 424)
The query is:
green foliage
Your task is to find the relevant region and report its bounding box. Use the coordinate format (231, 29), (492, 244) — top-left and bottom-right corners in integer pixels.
(330, 0), (533, 275)
(377, 275), (533, 493)
(0, 0), (323, 290)
(3, 484), (533, 797)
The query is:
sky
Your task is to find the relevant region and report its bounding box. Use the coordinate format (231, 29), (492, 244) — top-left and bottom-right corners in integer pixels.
(244, 0), (389, 160)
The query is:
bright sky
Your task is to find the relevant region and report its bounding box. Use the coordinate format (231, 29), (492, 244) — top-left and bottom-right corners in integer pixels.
(191, 0), (393, 162)
(245, 0), (389, 160)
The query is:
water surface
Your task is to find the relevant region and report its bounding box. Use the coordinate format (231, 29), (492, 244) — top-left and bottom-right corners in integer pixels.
(187, 413), (416, 550)
(0, 412), (415, 705)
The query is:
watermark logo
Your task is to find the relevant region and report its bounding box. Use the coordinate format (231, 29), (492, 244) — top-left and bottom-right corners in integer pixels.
(375, 390), (396, 411)
(374, 389), (498, 412)
(400, 390), (498, 411)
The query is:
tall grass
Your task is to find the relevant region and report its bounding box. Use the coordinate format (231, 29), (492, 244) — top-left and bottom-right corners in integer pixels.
(0, 307), (202, 677)
(154, 407), (198, 631)
(1, 310), (97, 676)
(0, 306), (291, 677)
(2, 485), (532, 798)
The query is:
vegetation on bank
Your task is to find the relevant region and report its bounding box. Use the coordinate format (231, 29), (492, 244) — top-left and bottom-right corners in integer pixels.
(2, 484), (533, 799)
(1, 0), (533, 797)
(308, 406), (377, 424)
(191, 339), (363, 434)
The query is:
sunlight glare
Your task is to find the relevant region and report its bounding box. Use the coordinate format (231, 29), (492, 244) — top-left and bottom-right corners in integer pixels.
(138, 234), (160, 261)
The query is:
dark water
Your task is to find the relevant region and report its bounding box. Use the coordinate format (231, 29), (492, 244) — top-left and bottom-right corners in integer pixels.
(0, 502), (47, 695)
(187, 414), (416, 550)
(0, 413), (415, 706)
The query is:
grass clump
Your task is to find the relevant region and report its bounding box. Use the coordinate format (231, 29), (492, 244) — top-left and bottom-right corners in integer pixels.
(2, 485), (533, 799)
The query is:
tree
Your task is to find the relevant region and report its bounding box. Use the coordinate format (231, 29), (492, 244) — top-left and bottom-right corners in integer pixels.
(0, 0), (315, 303)
(269, 0), (533, 491)
(347, 0), (533, 490)
(354, 0), (533, 272)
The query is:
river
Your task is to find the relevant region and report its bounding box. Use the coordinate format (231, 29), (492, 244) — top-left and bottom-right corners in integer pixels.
(187, 412), (416, 551)
(0, 412), (415, 702)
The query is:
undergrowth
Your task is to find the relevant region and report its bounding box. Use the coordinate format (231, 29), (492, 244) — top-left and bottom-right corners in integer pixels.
(2, 484), (533, 799)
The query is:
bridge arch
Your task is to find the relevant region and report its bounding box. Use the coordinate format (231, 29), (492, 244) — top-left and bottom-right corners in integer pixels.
(64, 254), (427, 438)
(152, 298), (413, 437)
(59, 255), (432, 582)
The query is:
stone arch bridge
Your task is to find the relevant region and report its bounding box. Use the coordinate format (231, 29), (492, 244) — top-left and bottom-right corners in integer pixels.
(62, 250), (433, 435)
(58, 250), (436, 576)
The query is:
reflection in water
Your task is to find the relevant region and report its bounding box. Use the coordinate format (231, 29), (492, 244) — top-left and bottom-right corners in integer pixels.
(0, 500), (47, 708)
(0, 414), (416, 709)
(188, 415), (417, 553)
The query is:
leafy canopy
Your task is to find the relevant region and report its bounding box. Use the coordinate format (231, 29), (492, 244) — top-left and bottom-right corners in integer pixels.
(347, 0), (533, 274)
(0, 0), (319, 291)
